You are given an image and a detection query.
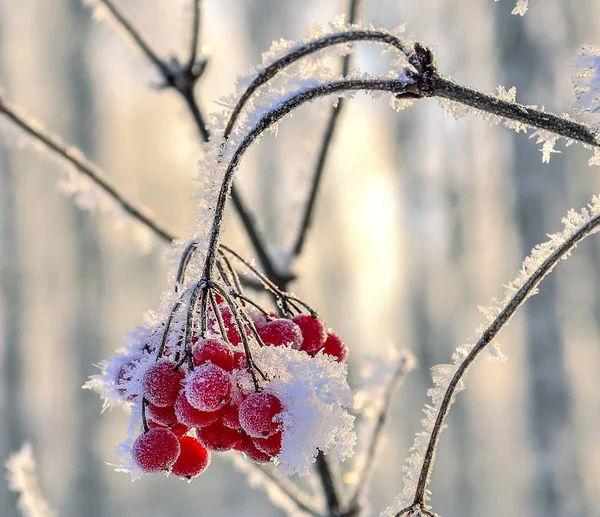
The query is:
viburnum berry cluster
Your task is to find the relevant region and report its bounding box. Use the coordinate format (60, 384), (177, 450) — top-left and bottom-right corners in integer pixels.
(89, 244), (354, 479)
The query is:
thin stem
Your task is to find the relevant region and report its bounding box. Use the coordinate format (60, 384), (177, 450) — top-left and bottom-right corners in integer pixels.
(410, 212), (600, 507)
(97, 0), (171, 78)
(187, 0), (202, 70)
(432, 75), (599, 149)
(0, 96), (177, 244)
(292, 0), (362, 256)
(316, 451), (342, 516)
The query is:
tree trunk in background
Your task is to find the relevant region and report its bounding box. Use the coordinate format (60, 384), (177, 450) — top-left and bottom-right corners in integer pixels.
(495, 6), (585, 517)
(62, 2), (106, 516)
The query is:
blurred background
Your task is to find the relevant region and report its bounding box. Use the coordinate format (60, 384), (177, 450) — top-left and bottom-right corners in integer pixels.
(1, 0), (600, 516)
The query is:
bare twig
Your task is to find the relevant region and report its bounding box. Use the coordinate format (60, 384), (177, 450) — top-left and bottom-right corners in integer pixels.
(187, 0), (202, 70)
(0, 95), (177, 244)
(316, 452), (343, 517)
(94, 0), (286, 289)
(292, 0), (363, 257)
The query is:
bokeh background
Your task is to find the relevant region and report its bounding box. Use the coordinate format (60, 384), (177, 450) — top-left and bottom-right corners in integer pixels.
(1, 0), (600, 516)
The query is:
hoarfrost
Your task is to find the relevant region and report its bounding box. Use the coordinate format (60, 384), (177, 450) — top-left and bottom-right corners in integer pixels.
(382, 196), (600, 516)
(253, 346), (355, 477)
(5, 444), (56, 517)
(573, 46), (600, 114)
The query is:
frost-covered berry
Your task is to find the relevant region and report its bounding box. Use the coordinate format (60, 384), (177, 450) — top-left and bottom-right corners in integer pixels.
(175, 392), (220, 428)
(239, 393), (283, 438)
(242, 437), (271, 463)
(197, 420), (243, 451)
(322, 332), (348, 362)
(171, 436), (211, 479)
(258, 319), (303, 349)
(221, 403), (241, 430)
(233, 352), (247, 370)
(294, 315), (327, 355)
(142, 360), (185, 407)
(193, 339), (234, 371)
(132, 428), (180, 473)
(219, 306), (244, 347)
(147, 403), (177, 426)
(253, 432), (282, 456)
(186, 364), (232, 412)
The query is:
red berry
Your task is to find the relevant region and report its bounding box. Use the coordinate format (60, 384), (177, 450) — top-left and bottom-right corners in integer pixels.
(219, 306), (244, 347)
(186, 363), (232, 412)
(221, 404), (241, 430)
(193, 339), (234, 371)
(171, 436), (211, 479)
(142, 360), (185, 407)
(175, 392), (220, 428)
(242, 437), (271, 463)
(197, 420), (242, 451)
(294, 315), (327, 355)
(132, 428), (180, 473)
(258, 319), (303, 349)
(147, 403), (177, 426)
(233, 352), (247, 370)
(238, 393), (283, 438)
(323, 332), (349, 362)
(253, 432), (282, 456)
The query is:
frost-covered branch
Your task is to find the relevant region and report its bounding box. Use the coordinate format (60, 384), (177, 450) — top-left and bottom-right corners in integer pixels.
(5, 444), (56, 517)
(347, 350), (416, 514)
(384, 197), (600, 517)
(0, 93), (177, 245)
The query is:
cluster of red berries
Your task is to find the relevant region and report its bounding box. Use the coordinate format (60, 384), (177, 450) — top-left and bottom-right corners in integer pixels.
(119, 303), (348, 480)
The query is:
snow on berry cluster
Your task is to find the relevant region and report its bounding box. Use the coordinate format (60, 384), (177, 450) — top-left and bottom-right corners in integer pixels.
(88, 290), (354, 479)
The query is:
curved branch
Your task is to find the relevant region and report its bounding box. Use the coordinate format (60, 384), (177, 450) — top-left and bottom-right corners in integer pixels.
(409, 210), (600, 508)
(223, 29), (415, 139)
(202, 77), (417, 275)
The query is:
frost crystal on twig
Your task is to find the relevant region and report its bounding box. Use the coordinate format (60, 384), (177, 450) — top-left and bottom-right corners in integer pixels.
(573, 46), (600, 114)
(5, 444), (56, 517)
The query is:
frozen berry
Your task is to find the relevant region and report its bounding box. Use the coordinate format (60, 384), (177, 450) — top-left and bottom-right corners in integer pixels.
(242, 437), (271, 463)
(239, 393), (283, 438)
(186, 363), (232, 412)
(172, 436), (211, 479)
(193, 339), (234, 371)
(147, 403), (177, 426)
(253, 432), (282, 456)
(219, 306), (244, 347)
(142, 360), (184, 407)
(233, 352), (247, 370)
(175, 392), (220, 428)
(323, 332), (349, 362)
(294, 315), (327, 355)
(258, 319), (303, 349)
(197, 420), (243, 451)
(132, 428), (180, 473)
(221, 404), (241, 430)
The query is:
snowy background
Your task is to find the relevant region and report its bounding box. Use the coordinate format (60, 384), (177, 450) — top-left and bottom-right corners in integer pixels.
(1, 0), (600, 516)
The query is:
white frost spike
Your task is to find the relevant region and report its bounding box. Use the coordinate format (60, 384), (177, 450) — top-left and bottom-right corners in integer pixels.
(512, 0), (528, 15)
(252, 346), (356, 477)
(5, 444), (56, 517)
(381, 195), (600, 517)
(573, 46), (600, 114)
